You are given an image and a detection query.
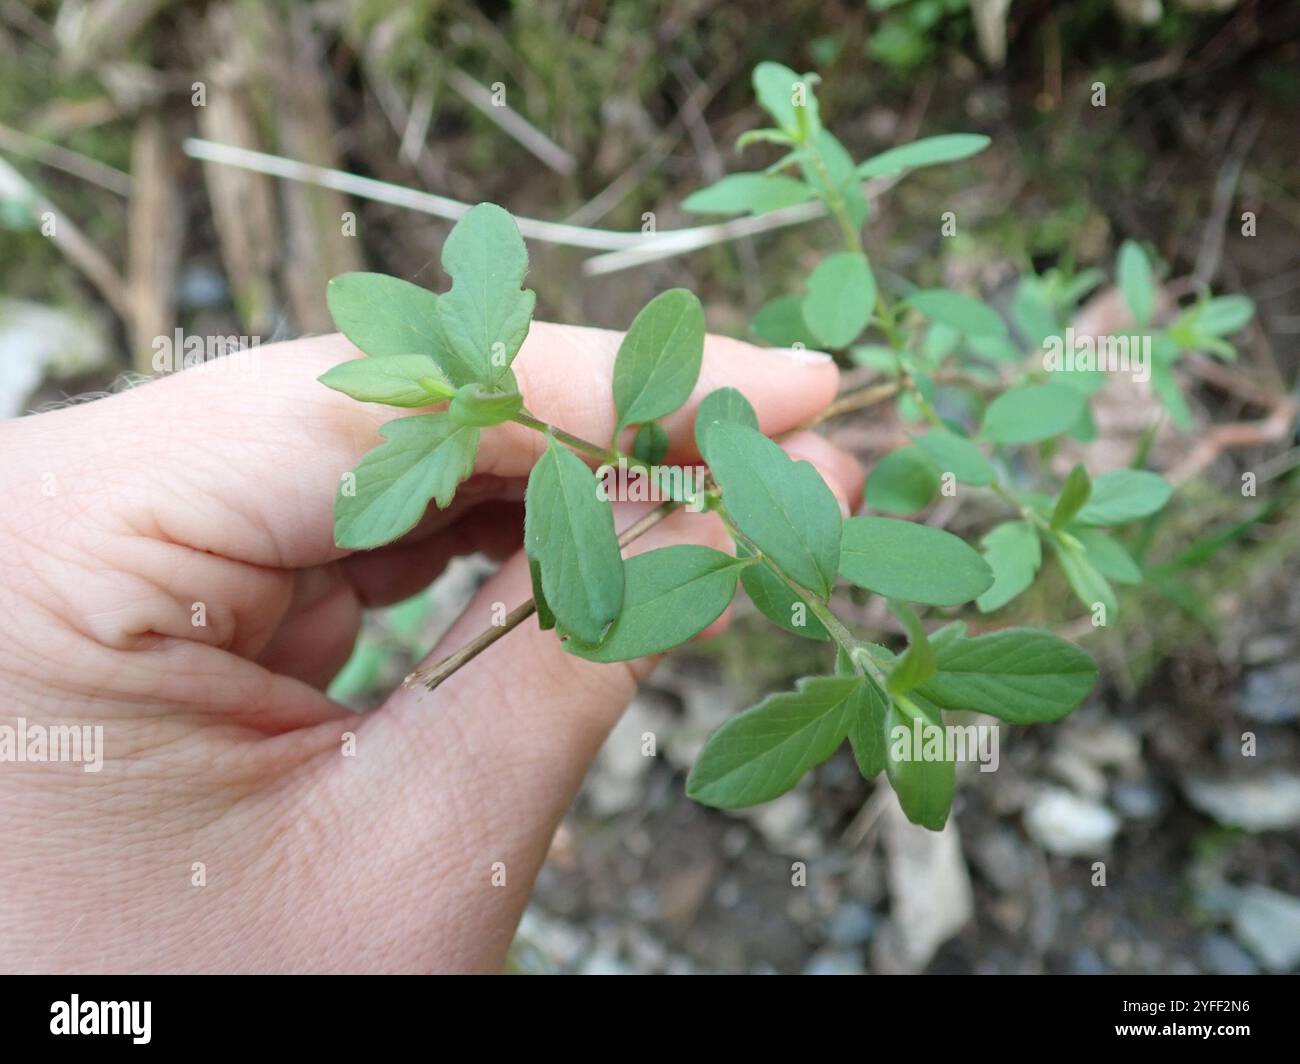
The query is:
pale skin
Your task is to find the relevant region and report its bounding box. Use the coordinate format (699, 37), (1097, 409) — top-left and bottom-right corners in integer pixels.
(0, 324), (863, 973)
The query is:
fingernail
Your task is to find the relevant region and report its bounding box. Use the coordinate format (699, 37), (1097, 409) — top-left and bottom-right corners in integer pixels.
(774, 345), (832, 364)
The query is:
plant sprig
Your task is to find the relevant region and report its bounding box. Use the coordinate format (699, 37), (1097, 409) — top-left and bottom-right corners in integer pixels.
(315, 63), (1252, 831)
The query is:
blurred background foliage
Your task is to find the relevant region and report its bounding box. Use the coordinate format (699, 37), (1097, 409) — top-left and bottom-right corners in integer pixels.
(2, 0), (1299, 974)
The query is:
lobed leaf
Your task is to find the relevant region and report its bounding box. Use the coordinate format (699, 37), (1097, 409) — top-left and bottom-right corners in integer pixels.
(437, 203), (536, 388)
(334, 414), (479, 549)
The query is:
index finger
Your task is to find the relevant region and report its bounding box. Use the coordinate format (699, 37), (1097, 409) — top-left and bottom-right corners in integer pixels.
(49, 324), (837, 568)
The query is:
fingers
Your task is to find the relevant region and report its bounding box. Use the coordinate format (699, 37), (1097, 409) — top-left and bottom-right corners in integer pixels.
(257, 500), (526, 686)
(61, 323), (836, 571)
(472, 323), (839, 478)
(323, 513), (709, 970)
(781, 431), (866, 516)
(306, 436), (860, 970)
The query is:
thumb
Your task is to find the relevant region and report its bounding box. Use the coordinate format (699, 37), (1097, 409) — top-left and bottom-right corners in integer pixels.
(318, 437), (862, 969)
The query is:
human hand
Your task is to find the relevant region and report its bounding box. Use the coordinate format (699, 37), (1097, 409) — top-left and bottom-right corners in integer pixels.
(0, 324), (862, 972)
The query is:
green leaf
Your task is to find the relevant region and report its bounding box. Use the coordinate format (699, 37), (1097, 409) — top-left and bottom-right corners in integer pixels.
(1189, 295), (1255, 337)
(848, 675), (890, 778)
(738, 548), (829, 640)
(686, 676), (858, 808)
(885, 694), (955, 831)
(980, 383), (1086, 444)
(976, 520), (1041, 612)
(1151, 358), (1193, 431)
(906, 288), (1007, 339)
(707, 423), (842, 598)
(529, 557), (556, 630)
(910, 427), (995, 486)
(682, 173), (814, 216)
(1050, 464), (1092, 530)
(326, 273), (443, 359)
(565, 546), (741, 662)
(1074, 469), (1172, 526)
(524, 435), (625, 643)
(327, 640), (389, 703)
(1117, 240), (1156, 327)
(612, 289), (706, 432)
(966, 332), (1023, 362)
(887, 600), (937, 695)
(694, 387), (758, 463)
(856, 133), (990, 179)
(920, 322), (960, 365)
(318, 354), (455, 407)
(1072, 528), (1142, 584)
(751, 294), (809, 347)
(915, 626), (1098, 724)
(850, 344), (900, 374)
(448, 383), (523, 426)
(437, 203), (536, 388)
(736, 128), (795, 151)
(1055, 538), (1117, 618)
(1011, 277), (1059, 347)
(803, 129), (867, 228)
(865, 445), (939, 514)
(802, 252), (876, 349)
(840, 516), (993, 606)
(752, 62), (811, 137)
(335, 414), (479, 549)
(632, 422), (670, 465)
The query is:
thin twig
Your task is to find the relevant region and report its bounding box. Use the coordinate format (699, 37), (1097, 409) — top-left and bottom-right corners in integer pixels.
(405, 380), (900, 691)
(1193, 110), (1263, 287)
(405, 502), (676, 690)
(0, 154), (130, 319)
(444, 67), (577, 176)
(0, 121), (133, 195)
(181, 137), (896, 270)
